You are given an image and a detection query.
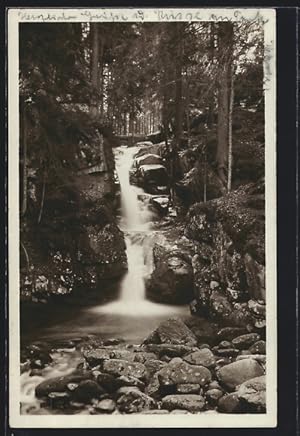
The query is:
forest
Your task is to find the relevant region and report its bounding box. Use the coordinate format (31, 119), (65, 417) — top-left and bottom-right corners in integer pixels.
(19, 20), (267, 416)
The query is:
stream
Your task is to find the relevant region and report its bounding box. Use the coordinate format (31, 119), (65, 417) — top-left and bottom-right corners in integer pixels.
(20, 145), (188, 414)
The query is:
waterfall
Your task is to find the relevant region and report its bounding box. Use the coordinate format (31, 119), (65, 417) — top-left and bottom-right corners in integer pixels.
(90, 145), (185, 316)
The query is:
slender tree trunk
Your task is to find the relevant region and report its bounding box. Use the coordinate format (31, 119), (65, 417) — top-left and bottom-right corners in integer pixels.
(174, 22), (184, 151)
(90, 23), (99, 117)
(208, 22), (215, 129)
(21, 105), (27, 216)
(227, 66), (234, 192)
(216, 22), (233, 189)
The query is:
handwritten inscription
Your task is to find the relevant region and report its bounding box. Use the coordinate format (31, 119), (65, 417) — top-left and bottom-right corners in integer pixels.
(17, 9), (269, 25)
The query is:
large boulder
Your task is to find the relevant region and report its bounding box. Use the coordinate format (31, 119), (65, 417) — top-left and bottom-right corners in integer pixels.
(117, 389), (156, 413)
(146, 245), (194, 304)
(134, 153), (163, 168)
(143, 318), (198, 347)
(237, 375), (266, 412)
(139, 164), (169, 194)
(217, 359), (264, 391)
(157, 359), (212, 387)
(102, 359), (147, 380)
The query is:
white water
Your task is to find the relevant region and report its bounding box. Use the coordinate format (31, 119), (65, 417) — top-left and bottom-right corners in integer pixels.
(88, 146), (185, 316)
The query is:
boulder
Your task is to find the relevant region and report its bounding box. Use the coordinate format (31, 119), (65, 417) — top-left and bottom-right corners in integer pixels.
(72, 380), (105, 403)
(94, 398), (116, 413)
(161, 394), (205, 412)
(47, 391), (70, 409)
(35, 371), (92, 398)
(249, 340), (266, 355)
(96, 373), (118, 393)
(83, 348), (135, 366)
(134, 153), (163, 167)
(205, 388), (224, 405)
(117, 389), (156, 413)
(146, 248), (194, 304)
(216, 327), (248, 342)
(217, 359), (264, 391)
(102, 359), (147, 380)
(217, 392), (242, 413)
(144, 318), (198, 346)
(176, 384), (201, 394)
(157, 360), (212, 387)
(116, 375), (145, 390)
(237, 375), (266, 412)
(183, 349), (216, 368)
(139, 164), (169, 194)
(78, 222), (127, 281)
(150, 196), (170, 215)
(232, 333), (261, 350)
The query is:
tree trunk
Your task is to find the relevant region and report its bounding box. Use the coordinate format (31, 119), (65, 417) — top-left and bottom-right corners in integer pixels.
(174, 22), (184, 151)
(90, 23), (99, 117)
(227, 66), (234, 192)
(216, 22), (234, 189)
(21, 105), (27, 216)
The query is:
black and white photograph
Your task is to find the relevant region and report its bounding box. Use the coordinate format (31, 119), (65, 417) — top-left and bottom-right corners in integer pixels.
(8, 7), (276, 428)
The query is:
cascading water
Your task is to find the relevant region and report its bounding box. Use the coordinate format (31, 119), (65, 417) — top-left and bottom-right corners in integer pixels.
(89, 146), (185, 316)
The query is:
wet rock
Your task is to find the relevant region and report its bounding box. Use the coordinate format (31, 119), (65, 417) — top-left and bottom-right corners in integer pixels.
(236, 354), (266, 366)
(144, 359), (167, 378)
(217, 359), (264, 391)
(216, 327), (248, 342)
(144, 318), (198, 347)
(150, 196), (169, 215)
(117, 389), (156, 413)
(102, 359), (147, 380)
(176, 384), (201, 394)
(145, 374), (161, 398)
(145, 344), (197, 358)
(116, 375), (145, 390)
(162, 394), (205, 412)
(116, 386), (141, 397)
(93, 398), (116, 413)
(134, 153), (163, 167)
(248, 299), (266, 318)
(72, 380), (105, 403)
(83, 348), (134, 366)
(205, 388), (224, 405)
(237, 375), (266, 412)
(183, 349), (216, 368)
(232, 333), (261, 350)
(218, 341), (233, 349)
(215, 348), (239, 358)
(146, 247), (194, 303)
(249, 340), (266, 355)
(183, 316), (219, 345)
(139, 164), (169, 195)
(47, 391), (70, 409)
(158, 360), (212, 387)
(96, 373), (118, 393)
(217, 392), (242, 413)
(134, 352), (158, 363)
(208, 380), (222, 390)
(21, 360), (31, 374)
(35, 371), (92, 398)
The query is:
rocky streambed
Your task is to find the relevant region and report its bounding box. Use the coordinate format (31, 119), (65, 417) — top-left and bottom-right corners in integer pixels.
(21, 317), (266, 415)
